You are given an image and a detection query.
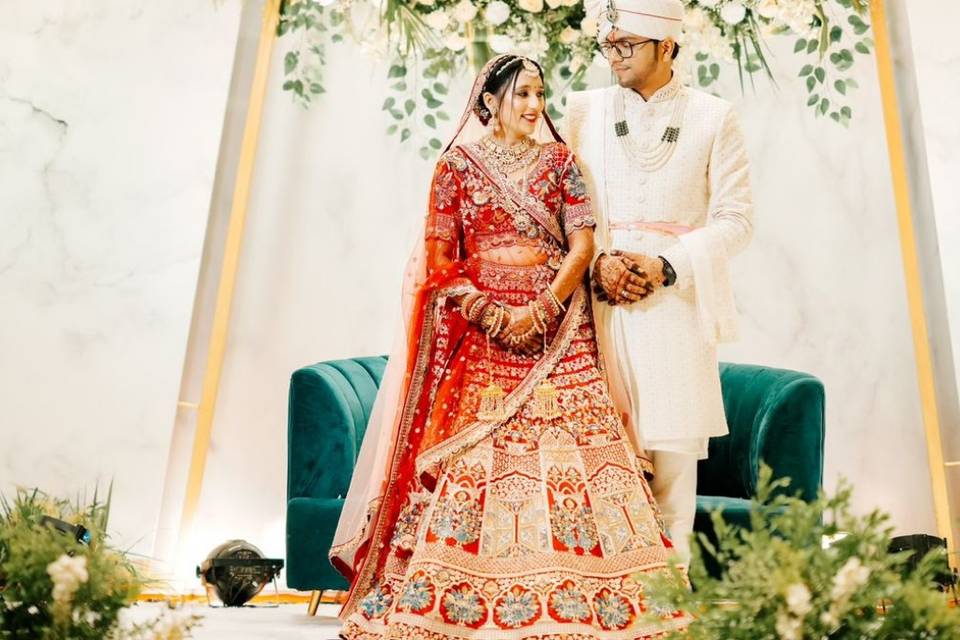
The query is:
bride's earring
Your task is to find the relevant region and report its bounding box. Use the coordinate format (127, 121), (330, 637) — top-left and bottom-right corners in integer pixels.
(490, 108), (500, 133)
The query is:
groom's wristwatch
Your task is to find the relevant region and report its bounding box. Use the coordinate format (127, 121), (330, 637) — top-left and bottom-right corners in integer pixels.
(658, 256), (677, 287)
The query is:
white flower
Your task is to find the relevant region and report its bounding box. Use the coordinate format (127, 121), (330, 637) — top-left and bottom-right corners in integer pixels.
(831, 557), (871, 601)
(775, 611), (803, 640)
(773, 0), (817, 35)
(756, 0), (778, 19)
(821, 609), (840, 628)
(47, 554), (89, 604)
(546, 0), (564, 8)
(562, 0), (579, 6)
(452, 0), (478, 23)
(489, 34), (515, 53)
(424, 10), (450, 31)
(27, 605), (39, 615)
(416, 0), (436, 6)
(559, 26), (580, 44)
(518, 0), (544, 13)
(699, 0), (720, 7)
(444, 32), (469, 51)
(720, 1), (747, 24)
(484, 0), (511, 26)
(580, 16), (599, 38)
(784, 583), (812, 617)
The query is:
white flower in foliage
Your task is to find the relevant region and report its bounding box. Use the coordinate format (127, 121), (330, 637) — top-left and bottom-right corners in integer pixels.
(720, 1), (747, 24)
(559, 26), (580, 44)
(484, 0), (511, 26)
(489, 34), (515, 53)
(775, 611), (802, 640)
(580, 16), (599, 38)
(698, 0), (720, 7)
(452, 0), (478, 23)
(518, 0), (544, 13)
(756, 0), (778, 19)
(784, 583), (812, 617)
(831, 557), (871, 601)
(424, 10), (450, 31)
(47, 554), (89, 604)
(445, 32), (469, 51)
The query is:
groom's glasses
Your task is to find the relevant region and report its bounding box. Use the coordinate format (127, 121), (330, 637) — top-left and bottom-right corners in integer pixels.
(599, 39), (656, 59)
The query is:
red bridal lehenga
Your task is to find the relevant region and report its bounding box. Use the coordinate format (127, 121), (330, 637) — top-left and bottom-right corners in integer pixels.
(330, 55), (688, 640)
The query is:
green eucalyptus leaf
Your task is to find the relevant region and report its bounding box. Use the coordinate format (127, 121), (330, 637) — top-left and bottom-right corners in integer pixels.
(284, 51), (299, 75)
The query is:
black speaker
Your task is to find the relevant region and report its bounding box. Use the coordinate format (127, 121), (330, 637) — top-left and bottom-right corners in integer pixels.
(196, 540), (284, 607)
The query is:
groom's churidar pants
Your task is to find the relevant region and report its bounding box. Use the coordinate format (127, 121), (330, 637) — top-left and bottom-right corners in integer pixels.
(650, 449), (699, 567)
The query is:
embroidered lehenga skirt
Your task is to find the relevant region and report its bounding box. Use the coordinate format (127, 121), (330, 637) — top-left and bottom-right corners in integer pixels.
(339, 259), (687, 639)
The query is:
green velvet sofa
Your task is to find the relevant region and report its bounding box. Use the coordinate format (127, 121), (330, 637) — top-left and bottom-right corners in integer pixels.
(286, 357), (824, 597)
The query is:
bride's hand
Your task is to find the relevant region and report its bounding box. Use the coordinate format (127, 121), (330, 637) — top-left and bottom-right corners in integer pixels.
(497, 306), (543, 356)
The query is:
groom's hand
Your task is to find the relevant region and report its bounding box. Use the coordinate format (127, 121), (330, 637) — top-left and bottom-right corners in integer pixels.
(593, 254), (652, 305)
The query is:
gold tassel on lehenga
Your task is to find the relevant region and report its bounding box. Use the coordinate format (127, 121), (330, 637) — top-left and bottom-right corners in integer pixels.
(478, 334), (507, 422)
(532, 381), (562, 420)
(478, 383), (507, 422)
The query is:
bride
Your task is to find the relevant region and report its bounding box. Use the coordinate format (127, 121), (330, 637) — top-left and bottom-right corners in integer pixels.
(329, 54), (688, 639)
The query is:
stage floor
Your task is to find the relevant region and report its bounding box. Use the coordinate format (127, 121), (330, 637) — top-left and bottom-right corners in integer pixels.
(128, 602), (342, 639)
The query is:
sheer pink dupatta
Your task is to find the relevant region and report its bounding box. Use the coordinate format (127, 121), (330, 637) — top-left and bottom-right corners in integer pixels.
(328, 54), (520, 590)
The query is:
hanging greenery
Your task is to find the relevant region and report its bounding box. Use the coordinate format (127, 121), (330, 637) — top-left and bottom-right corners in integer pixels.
(278, 0), (874, 157)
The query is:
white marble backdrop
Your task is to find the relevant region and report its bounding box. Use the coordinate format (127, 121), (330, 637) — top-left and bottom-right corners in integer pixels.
(0, 1), (242, 555)
(163, 15), (943, 590)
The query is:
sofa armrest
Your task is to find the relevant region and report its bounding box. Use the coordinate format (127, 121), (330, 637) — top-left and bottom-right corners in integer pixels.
(755, 375), (825, 502)
(700, 364), (825, 502)
(287, 365), (364, 502)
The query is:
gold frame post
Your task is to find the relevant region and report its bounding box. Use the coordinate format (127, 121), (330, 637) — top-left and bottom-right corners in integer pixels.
(176, 0), (283, 546)
(870, 0), (956, 556)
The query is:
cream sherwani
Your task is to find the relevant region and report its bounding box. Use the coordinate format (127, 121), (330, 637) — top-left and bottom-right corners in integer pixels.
(564, 76), (753, 560)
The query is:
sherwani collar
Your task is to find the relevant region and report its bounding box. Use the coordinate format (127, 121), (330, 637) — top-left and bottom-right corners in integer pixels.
(619, 73), (682, 105)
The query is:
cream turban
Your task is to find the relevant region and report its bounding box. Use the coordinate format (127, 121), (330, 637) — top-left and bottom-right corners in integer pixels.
(585, 0), (684, 42)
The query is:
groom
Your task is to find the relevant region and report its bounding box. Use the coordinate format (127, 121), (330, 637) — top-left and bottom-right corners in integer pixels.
(564, 0), (754, 564)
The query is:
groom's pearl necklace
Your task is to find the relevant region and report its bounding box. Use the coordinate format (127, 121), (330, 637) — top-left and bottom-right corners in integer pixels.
(612, 85), (688, 172)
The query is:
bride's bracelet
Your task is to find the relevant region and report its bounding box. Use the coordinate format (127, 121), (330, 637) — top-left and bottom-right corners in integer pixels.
(545, 287), (565, 314)
(538, 290), (563, 321)
(481, 302), (510, 338)
(529, 299), (549, 335)
(460, 292), (490, 324)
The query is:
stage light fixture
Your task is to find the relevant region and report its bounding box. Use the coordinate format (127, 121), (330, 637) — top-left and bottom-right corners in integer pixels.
(40, 516), (92, 545)
(196, 540), (284, 607)
(888, 534), (958, 592)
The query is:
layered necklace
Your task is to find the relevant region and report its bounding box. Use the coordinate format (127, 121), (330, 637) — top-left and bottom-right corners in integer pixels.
(611, 83), (688, 172)
(479, 135), (540, 180)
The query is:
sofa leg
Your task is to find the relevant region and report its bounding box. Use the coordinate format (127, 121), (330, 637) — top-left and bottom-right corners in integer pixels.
(308, 590), (323, 616)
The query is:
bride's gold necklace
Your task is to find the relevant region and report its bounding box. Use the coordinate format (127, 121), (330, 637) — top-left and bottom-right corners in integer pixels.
(479, 135), (539, 178)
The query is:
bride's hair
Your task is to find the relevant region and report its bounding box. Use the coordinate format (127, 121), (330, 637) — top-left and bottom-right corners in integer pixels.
(475, 56), (545, 126)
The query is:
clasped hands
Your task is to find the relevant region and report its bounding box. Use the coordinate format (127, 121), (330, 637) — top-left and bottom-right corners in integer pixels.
(462, 292), (557, 357)
(592, 251), (666, 306)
